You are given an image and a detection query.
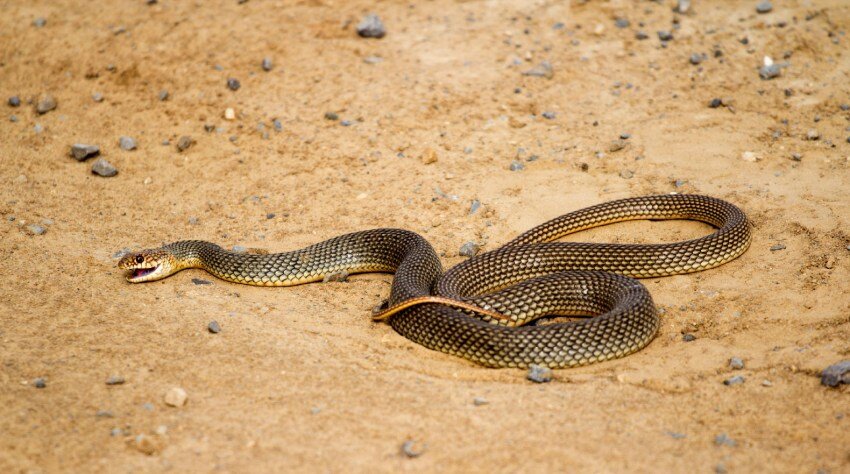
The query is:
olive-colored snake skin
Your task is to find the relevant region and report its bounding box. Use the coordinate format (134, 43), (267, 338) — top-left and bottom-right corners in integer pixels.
(119, 194), (751, 368)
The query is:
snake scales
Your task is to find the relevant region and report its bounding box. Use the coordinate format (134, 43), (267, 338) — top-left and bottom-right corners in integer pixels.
(119, 194), (751, 368)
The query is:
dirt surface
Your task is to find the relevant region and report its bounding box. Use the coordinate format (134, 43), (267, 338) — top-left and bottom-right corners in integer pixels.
(2, 0), (849, 472)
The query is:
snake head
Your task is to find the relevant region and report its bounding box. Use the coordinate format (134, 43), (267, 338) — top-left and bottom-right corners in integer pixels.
(118, 248), (177, 283)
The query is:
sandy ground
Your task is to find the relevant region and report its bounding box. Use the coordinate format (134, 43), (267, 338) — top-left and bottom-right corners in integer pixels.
(1, 0), (849, 472)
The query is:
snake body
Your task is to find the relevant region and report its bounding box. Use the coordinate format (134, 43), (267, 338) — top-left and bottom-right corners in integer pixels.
(119, 194), (751, 368)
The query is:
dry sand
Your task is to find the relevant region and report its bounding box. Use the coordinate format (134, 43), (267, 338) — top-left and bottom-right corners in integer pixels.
(1, 0), (849, 472)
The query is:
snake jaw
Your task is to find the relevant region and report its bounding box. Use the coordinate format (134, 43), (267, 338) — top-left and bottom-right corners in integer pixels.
(118, 249), (175, 283)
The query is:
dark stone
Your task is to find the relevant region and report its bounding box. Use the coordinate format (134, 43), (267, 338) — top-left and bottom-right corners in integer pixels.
(682, 333), (696, 342)
(357, 14), (386, 38)
(8, 96), (21, 107)
(208, 321), (221, 333)
(756, 1), (773, 14)
(91, 158), (118, 177)
(192, 278), (212, 285)
(261, 57), (273, 71)
(723, 375), (745, 386)
(821, 360), (850, 387)
(459, 241), (480, 257)
(542, 111), (556, 120)
(657, 30), (674, 41)
(34, 378), (46, 388)
(759, 64), (781, 80)
(176, 136), (195, 152)
(71, 144), (100, 161)
(324, 111), (339, 120)
(226, 78), (241, 91)
(106, 376), (125, 385)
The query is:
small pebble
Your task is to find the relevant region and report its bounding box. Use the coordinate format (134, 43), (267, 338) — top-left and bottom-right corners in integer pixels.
(324, 111), (339, 121)
(675, 0), (691, 14)
(840, 104), (850, 111)
(34, 378), (47, 388)
(756, 1), (773, 14)
(614, 18), (630, 29)
(401, 440), (425, 458)
(363, 56), (383, 64)
(232, 245), (247, 253)
(509, 160), (525, 171)
(192, 278), (212, 285)
(33, 17), (46, 28)
(541, 111), (556, 120)
(723, 375), (745, 386)
(226, 78), (241, 91)
(36, 95), (57, 114)
(164, 387), (188, 407)
(92, 92), (104, 102)
(340, 119), (352, 126)
(91, 158), (118, 177)
(34, 124), (44, 134)
(469, 200), (481, 215)
(619, 132), (631, 139)
(176, 136), (195, 152)
(158, 90), (169, 101)
(208, 321), (221, 334)
(523, 61), (554, 79)
(106, 376), (125, 385)
(473, 397), (488, 406)
(609, 139), (627, 152)
(657, 30), (673, 41)
(9, 114), (17, 122)
(133, 434), (158, 455)
(667, 431), (687, 439)
(459, 241), (480, 257)
(820, 360), (850, 387)
(357, 14), (386, 39)
(71, 144), (100, 161)
(25, 224), (46, 235)
(261, 57), (273, 71)
(119, 136), (137, 151)
(619, 169), (634, 179)
(770, 243), (786, 251)
(689, 53), (702, 65)
(527, 365), (552, 383)
(682, 333), (696, 342)
(273, 119), (282, 132)
(96, 410), (114, 418)
(635, 31), (649, 40)
(709, 98), (723, 108)
(729, 357), (745, 370)
(759, 64), (781, 80)
(790, 152), (802, 161)
(714, 433), (737, 447)
(8, 96), (21, 107)
(762, 380), (773, 387)
(806, 129), (820, 140)
(224, 108), (236, 120)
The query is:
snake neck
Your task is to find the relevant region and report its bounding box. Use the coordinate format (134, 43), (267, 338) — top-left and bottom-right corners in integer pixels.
(163, 240), (221, 272)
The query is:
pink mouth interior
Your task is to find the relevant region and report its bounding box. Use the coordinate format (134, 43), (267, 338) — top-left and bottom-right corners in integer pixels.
(132, 267), (156, 278)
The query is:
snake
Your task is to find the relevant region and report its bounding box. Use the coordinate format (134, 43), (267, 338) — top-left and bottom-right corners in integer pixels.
(118, 194), (751, 368)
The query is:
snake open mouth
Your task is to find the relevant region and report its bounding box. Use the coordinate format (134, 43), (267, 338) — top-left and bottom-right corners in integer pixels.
(129, 266), (158, 279)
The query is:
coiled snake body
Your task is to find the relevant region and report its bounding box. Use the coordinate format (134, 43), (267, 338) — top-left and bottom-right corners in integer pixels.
(119, 194), (750, 368)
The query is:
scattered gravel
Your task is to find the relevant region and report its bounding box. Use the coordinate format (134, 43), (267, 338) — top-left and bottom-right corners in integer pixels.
(119, 136), (137, 151)
(208, 320), (221, 334)
(91, 158), (118, 177)
(714, 433), (737, 447)
(509, 160), (525, 171)
(770, 243), (786, 251)
(729, 357), (745, 370)
(459, 241), (480, 257)
(523, 61), (554, 79)
(26, 224), (47, 235)
(70, 144), (100, 161)
(756, 1), (773, 14)
(226, 78), (241, 91)
(164, 387), (188, 407)
(759, 64), (781, 80)
(401, 440), (425, 458)
(357, 14), (386, 38)
(192, 278), (212, 285)
(176, 136), (195, 152)
(820, 360), (850, 387)
(158, 90), (169, 101)
(723, 375), (745, 386)
(8, 96), (21, 107)
(527, 365), (553, 383)
(106, 376), (125, 385)
(261, 57), (273, 71)
(36, 94), (57, 114)
(34, 378), (47, 388)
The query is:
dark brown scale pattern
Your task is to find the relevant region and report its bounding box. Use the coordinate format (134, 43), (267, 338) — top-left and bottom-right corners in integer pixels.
(165, 194), (750, 368)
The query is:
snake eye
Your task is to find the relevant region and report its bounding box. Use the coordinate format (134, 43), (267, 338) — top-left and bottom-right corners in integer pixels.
(135, 255), (145, 264)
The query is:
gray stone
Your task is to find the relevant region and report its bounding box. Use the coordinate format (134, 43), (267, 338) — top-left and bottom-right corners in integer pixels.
(226, 78), (241, 91)
(820, 360), (850, 387)
(273, 119), (282, 131)
(71, 144), (100, 161)
(176, 136), (194, 152)
(473, 397), (488, 406)
(667, 431), (686, 439)
(96, 410), (114, 418)
(232, 245), (247, 253)
(208, 321), (221, 334)
(614, 18), (629, 29)
(689, 53), (703, 65)
(158, 90), (169, 101)
(33, 17), (46, 28)
(34, 378), (46, 388)
(91, 158), (118, 177)
(657, 30), (674, 41)
(459, 241), (480, 257)
(759, 64), (781, 80)
(92, 92), (104, 102)
(34, 124), (44, 134)
(357, 14), (386, 39)
(363, 56), (383, 64)
(119, 136), (137, 151)
(192, 278), (212, 285)
(26, 224), (46, 236)
(723, 375), (745, 386)
(770, 243), (786, 251)
(469, 200), (481, 215)
(714, 433), (737, 447)
(9, 114), (17, 122)
(8, 96), (21, 107)
(542, 111), (556, 120)
(635, 31), (649, 40)
(756, 1), (773, 14)
(729, 357), (745, 370)
(682, 333), (696, 342)
(36, 95), (57, 114)
(261, 57), (273, 71)
(674, 0), (691, 14)
(806, 129), (820, 140)
(106, 376), (125, 385)
(509, 160), (525, 171)
(523, 61), (553, 79)
(527, 365), (552, 383)
(790, 153), (802, 161)
(401, 440), (425, 458)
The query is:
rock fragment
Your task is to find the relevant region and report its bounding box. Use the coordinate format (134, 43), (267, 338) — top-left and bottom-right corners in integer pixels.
(473, 397), (488, 406)
(759, 64), (781, 80)
(26, 224), (47, 235)
(91, 158), (118, 177)
(723, 375), (745, 386)
(756, 1), (773, 14)
(770, 243), (786, 251)
(226, 78), (241, 91)
(509, 160), (525, 171)
(106, 376), (125, 385)
(357, 14), (386, 38)
(34, 378), (47, 388)
(176, 136), (195, 152)
(208, 321), (221, 334)
(729, 357), (745, 370)
(459, 241), (480, 257)
(657, 30), (674, 41)
(119, 136), (137, 151)
(806, 129), (820, 140)
(714, 433), (737, 447)
(71, 144), (100, 161)
(158, 90), (169, 101)
(821, 360), (850, 387)
(523, 61), (554, 79)
(261, 57), (273, 71)
(36, 95), (57, 114)
(401, 440), (425, 458)
(164, 387), (188, 407)
(8, 96), (21, 107)
(527, 365), (552, 383)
